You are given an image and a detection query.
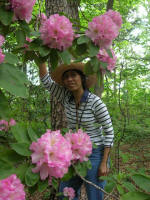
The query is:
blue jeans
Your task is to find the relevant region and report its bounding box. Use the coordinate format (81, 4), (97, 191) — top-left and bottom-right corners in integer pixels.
(59, 145), (106, 200)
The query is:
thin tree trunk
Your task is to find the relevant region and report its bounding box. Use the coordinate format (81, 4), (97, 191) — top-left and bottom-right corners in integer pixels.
(45, 0), (80, 130)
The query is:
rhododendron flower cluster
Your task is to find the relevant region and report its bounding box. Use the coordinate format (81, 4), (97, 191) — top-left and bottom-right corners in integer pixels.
(0, 35), (5, 64)
(97, 48), (117, 71)
(0, 174), (25, 200)
(65, 129), (92, 162)
(86, 10), (122, 49)
(63, 187), (75, 200)
(9, 0), (36, 23)
(30, 129), (72, 180)
(39, 14), (74, 50)
(0, 118), (16, 131)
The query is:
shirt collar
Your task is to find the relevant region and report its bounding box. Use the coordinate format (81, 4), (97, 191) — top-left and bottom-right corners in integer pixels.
(69, 89), (89, 103)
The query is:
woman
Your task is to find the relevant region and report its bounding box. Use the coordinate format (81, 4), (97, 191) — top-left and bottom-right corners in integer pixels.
(38, 62), (114, 200)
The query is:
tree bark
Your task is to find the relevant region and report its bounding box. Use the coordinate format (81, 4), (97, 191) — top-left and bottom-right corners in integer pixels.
(106, 0), (114, 11)
(45, 0), (80, 130)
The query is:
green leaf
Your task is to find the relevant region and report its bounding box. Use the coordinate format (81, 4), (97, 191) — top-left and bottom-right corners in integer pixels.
(106, 49), (113, 58)
(88, 42), (99, 57)
(50, 49), (59, 70)
(11, 124), (30, 143)
(120, 192), (150, 200)
(38, 179), (49, 192)
(0, 159), (15, 179)
(10, 143), (31, 156)
(90, 57), (100, 73)
(25, 166), (39, 187)
(61, 166), (75, 181)
(75, 43), (88, 56)
(131, 174), (150, 193)
(27, 126), (38, 142)
(0, 8), (13, 25)
(117, 184), (125, 195)
(0, 91), (10, 117)
(4, 52), (19, 64)
(15, 163), (29, 182)
(0, 63), (29, 98)
(23, 51), (36, 62)
(52, 178), (59, 190)
(100, 61), (108, 69)
(92, 142), (98, 149)
(29, 39), (42, 51)
(123, 181), (137, 192)
(20, 22), (31, 36)
(74, 161), (90, 177)
(59, 50), (71, 64)
(0, 145), (23, 164)
(84, 61), (94, 75)
(104, 181), (116, 193)
(16, 30), (26, 47)
(77, 35), (90, 45)
(39, 46), (51, 57)
(30, 31), (40, 37)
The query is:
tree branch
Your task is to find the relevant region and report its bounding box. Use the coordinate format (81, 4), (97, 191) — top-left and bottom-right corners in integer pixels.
(72, 164), (119, 200)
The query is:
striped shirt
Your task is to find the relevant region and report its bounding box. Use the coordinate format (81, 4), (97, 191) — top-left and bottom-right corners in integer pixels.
(41, 73), (114, 147)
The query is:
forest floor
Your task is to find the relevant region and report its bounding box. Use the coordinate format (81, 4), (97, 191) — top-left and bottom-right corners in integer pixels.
(27, 138), (150, 200)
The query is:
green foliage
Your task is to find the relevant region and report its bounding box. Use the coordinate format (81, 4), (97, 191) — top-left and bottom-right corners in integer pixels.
(38, 179), (49, 193)
(10, 143), (31, 156)
(25, 166), (40, 187)
(0, 63), (29, 98)
(0, 0), (150, 199)
(74, 160), (92, 177)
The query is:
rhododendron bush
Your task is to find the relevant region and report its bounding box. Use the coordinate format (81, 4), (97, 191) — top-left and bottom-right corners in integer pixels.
(0, 2), (123, 198)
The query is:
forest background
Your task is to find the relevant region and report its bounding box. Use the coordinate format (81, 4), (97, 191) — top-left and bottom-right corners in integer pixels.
(0, 0), (150, 199)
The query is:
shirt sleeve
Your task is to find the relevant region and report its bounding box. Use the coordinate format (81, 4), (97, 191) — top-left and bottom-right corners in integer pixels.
(92, 97), (114, 147)
(40, 73), (68, 103)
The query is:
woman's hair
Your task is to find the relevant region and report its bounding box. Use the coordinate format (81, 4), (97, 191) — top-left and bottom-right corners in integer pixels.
(62, 69), (87, 90)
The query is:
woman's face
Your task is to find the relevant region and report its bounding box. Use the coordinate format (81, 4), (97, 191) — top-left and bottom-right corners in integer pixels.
(62, 70), (83, 92)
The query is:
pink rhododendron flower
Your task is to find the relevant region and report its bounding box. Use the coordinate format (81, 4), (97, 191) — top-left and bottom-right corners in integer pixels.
(0, 120), (9, 131)
(9, 0), (36, 23)
(86, 14), (119, 49)
(0, 35), (5, 47)
(9, 118), (16, 126)
(30, 129), (72, 180)
(39, 14), (74, 50)
(65, 129), (92, 162)
(0, 174), (25, 200)
(97, 48), (117, 71)
(105, 9), (122, 29)
(0, 49), (5, 64)
(63, 187), (75, 200)
(0, 118), (16, 131)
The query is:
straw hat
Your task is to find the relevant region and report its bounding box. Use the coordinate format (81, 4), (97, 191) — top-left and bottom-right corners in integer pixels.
(51, 62), (97, 88)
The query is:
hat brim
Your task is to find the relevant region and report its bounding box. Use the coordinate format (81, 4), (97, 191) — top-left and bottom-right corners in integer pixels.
(51, 63), (97, 88)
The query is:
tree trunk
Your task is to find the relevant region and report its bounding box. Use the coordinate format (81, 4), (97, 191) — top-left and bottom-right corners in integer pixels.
(45, 0), (80, 130)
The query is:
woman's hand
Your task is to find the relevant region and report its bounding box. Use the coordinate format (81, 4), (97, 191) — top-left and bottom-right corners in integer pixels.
(98, 161), (109, 177)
